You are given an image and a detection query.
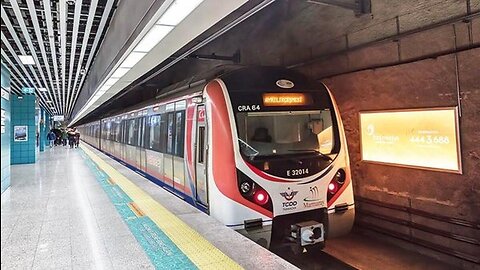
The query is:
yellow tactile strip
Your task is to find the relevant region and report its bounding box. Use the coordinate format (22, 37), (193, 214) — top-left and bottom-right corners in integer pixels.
(81, 145), (243, 270)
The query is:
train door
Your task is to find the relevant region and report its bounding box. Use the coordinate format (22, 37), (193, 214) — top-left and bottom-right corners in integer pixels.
(194, 105), (208, 206)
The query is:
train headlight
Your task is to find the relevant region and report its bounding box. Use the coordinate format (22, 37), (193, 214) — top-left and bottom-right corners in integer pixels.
(328, 182), (338, 194)
(254, 189), (269, 205)
(327, 169), (347, 203)
(240, 181), (252, 194)
(334, 169), (346, 184)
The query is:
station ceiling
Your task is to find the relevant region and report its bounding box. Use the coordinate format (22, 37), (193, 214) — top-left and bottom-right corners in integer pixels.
(1, 0), (117, 117)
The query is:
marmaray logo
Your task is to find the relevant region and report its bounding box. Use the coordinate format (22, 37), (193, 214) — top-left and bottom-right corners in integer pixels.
(303, 186), (325, 208)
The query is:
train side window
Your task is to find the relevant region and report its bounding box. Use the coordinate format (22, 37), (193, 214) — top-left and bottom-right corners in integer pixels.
(198, 126), (205, 164)
(166, 113), (175, 154)
(127, 119), (136, 145)
(159, 114), (167, 153)
(147, 115), (161, 151)
(135, 118), (141, 147)
(174, 111), (185, 157)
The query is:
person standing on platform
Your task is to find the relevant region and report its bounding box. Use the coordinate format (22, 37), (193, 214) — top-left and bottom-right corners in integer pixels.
(61, 129), (68, 146)
(47, 130), (56, 148)
(67, 128), (76, 148)
(74, 128), (80, 148)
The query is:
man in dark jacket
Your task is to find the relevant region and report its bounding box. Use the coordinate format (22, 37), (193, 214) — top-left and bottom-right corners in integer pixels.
(47, 130), (56, 148)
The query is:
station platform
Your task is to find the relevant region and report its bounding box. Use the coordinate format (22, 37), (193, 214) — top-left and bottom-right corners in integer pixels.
(1, 144), (295, 270)
(1, 143), (459, 270)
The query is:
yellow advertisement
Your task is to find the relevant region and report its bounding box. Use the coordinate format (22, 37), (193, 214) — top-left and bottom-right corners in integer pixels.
(360, 108), (461, 173)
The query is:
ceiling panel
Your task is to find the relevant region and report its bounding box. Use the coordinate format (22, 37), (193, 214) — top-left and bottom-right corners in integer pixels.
(1, 0), (116, 116)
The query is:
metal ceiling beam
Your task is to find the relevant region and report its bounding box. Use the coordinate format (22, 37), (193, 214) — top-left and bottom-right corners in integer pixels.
(1, 8), (44, 92)
(66, 0), (83, 115)
(8, 1), (57, 111)
(3, 56), (54, 115)
(1, 34), (49, 105)
(68, 0), (114, 119)
(60, 0), (67, 114)
(43, 0), (62, 114)
(26, 0), (61, 113)
(67, 0), (98, 115)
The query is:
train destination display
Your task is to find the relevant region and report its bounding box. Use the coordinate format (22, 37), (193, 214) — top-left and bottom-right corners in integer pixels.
(359, 107), (461, 173)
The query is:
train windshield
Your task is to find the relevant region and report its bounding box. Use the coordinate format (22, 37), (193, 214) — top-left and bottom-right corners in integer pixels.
(236, 110), (338, 159)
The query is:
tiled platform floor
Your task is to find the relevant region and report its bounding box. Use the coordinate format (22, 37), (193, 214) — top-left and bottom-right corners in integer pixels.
(1, 146), (154, 270)
(1, 144), (295, 270)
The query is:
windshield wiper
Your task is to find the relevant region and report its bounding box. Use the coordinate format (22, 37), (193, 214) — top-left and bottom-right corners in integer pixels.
(288, 149), (333, 161)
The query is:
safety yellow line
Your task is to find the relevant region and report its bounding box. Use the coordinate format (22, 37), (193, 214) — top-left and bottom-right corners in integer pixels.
(81, 145), (243, 270)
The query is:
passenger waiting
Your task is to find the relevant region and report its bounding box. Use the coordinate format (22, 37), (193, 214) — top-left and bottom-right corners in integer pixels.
(67, 128), (76, 148)
(251, 127), (272, 143)
(47, 130), (56, 148)
(75, 129), (80, 148)
(61, 129), (68, 146)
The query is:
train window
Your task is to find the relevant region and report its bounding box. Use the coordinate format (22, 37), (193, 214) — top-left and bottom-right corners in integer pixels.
(127, 119), (136, 145)
(159, 114), (167, 153)
(166, 113), (175, 154)
(135, 118), (141, 146)
(120, 120), (126, 144)
(147, 115), (161, 151)
(236, 110), (338, 158)
(138, 117), (145, 148)
(174, 111), (185, 157)
(198, 126), (205, 164)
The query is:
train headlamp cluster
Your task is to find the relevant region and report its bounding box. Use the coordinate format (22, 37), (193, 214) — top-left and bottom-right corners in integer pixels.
(327, 169), (346, 203)
(240, 181), (253, 195)
(237, 170), (272, 211)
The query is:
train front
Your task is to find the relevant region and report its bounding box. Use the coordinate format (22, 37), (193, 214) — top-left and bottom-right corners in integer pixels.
(206, 67), (354, 252)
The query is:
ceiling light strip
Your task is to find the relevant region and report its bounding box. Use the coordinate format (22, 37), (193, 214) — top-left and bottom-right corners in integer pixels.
(26, 0), (61, 113)
(71, 0), (205, 124)
(0, 49), (34, 87)
(60, 0), (67, 115)
(67, 0), (99, 115)
(9, 0), (57, 112)
(0, 36), (50, 104)
(2, 53), (53, 114)
(1, 9), (49, 99)
(66, 0), (84, 116)
(43, 0), (62, 113)
(67, 0), (115, 119)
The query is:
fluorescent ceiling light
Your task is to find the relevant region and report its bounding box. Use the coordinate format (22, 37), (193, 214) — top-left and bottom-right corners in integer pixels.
(157, 0), (203, 26)
(120, 52), (147, 68)
(111, 67), (131, 78)
(104, 77), (119, 87)
(134, 25), (173, 52)
(46, 100), (53, 103)
(19, 55), (35, 65)
(38, 87), (48, 92)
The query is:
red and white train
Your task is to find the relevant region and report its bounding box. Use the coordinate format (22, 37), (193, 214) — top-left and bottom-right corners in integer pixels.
(78, 66), (354, 251)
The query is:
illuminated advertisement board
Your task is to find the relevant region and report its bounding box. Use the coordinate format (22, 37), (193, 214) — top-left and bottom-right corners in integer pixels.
(359, 107), (461, 173)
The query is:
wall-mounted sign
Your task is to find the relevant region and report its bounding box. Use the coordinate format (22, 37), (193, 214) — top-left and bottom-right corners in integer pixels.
(22, 87), (35, 94)
(53, 115), (64, 121)
(359, 107), (461, 173)
(1, 109), (5, 134)
(14, 125), (28, 142)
